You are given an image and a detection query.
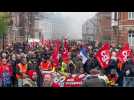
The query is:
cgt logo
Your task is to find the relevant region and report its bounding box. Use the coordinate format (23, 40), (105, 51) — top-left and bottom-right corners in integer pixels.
(101, 50), (110, 64)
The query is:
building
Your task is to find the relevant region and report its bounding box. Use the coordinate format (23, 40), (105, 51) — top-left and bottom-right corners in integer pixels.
(7, 12), (38, 44)
(82, 12), (112, 43)
(82, 16), (97, 42)
(111, 12), (134, 49)
(96, 12), (112, 43)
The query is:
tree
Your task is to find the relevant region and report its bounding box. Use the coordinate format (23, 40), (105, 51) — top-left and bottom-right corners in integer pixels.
(0, 12), (9, 38)
(0, 12), (9, 49)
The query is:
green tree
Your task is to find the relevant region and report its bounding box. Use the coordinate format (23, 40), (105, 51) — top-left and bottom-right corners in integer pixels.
(0, 12), (9, 38)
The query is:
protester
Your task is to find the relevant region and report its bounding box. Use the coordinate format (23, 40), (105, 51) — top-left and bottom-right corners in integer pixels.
(123, 58), (134, 87)
(0, 40), (132, 87)
(10, 53), (17, 86)
(16, 57), (29, 87)
(107, 69), (118, 87)
(80, 68), (107, 87)
(0, 58), (13, 87)
(28, 60), (40, 86)
(43, 74), (53, 87)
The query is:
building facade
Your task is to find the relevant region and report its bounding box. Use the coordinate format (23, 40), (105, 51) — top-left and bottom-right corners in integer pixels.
(112, 12), (134, 49)
(82, 17), (97, 42)
(82, 12), (112, 43)
(7, 12), (38, 44)
(96, 12), (112, 43)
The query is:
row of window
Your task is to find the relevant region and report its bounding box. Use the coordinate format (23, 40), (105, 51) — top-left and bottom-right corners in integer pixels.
(113, 12), (134, 20)
(129, 34), (134, 37)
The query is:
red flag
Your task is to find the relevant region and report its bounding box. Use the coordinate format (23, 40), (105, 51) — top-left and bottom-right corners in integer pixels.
(52, 47), (59, 66)
(95, 43), (111, 69)
(64, 38), (69, 50)
(32, 39), (35, 48)
(62, 38), (69, 63)
(117, 43), (132, 63)
(51, 40), (61, 66)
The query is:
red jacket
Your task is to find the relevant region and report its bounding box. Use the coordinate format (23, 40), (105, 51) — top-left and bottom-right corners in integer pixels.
(0, 64), (13, 76)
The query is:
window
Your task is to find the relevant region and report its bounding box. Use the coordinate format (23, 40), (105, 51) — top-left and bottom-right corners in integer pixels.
(114, 12), (118, 21)
(128, 32), (134, 50)
(128, 12), (134, 20)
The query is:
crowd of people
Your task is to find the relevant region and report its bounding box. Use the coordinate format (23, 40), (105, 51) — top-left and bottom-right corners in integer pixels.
(0, 40), (133, 87)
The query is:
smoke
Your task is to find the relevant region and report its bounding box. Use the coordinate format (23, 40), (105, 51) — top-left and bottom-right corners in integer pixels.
(38, 12), (96, 40)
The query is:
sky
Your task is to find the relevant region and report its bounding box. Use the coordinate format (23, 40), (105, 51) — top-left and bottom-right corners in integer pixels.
(61, 12), (97, 23)
(60, 12), (97, 39)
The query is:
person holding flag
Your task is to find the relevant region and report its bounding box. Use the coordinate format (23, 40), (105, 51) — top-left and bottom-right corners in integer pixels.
(51, 40), (61, 72)
(80, 47), (88, 64)
(79, 46), (90, 74)
(58, 38), (70, 76)
(117, 43), (132, 64)
(116, 43), (134, 87)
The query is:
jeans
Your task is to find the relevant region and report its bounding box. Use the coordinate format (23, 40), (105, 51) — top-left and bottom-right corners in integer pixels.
(0, 79), (2, 87)
(18, 79), (23, 87)
(123, 77), (134, 87)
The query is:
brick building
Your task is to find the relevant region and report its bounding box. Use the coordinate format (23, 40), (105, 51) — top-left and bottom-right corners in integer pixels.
(96, 12), (112, 43)
(112, 12), (134, 49)
(82, 12), (112, 43)
(7, 12), (38, 44)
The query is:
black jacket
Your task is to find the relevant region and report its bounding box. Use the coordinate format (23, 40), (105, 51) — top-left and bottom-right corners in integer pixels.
(123, 60), (134, 77)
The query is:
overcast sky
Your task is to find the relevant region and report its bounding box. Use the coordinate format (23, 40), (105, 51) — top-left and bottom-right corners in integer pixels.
(61, 12), (97, 23)
(60, 12), (97, 39)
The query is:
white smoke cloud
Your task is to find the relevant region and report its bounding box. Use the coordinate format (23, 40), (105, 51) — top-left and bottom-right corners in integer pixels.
(60, 12), (97, 39)
(38, 12), (97, 40)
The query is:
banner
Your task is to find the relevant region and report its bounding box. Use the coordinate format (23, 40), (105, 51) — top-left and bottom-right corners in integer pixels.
(64, 76), (83, 87)
(117, 43), (132, 63)
(95, 43), (111, 69)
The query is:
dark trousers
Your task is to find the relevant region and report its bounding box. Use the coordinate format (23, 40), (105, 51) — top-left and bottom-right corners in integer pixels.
(117, 76), (123, 87)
